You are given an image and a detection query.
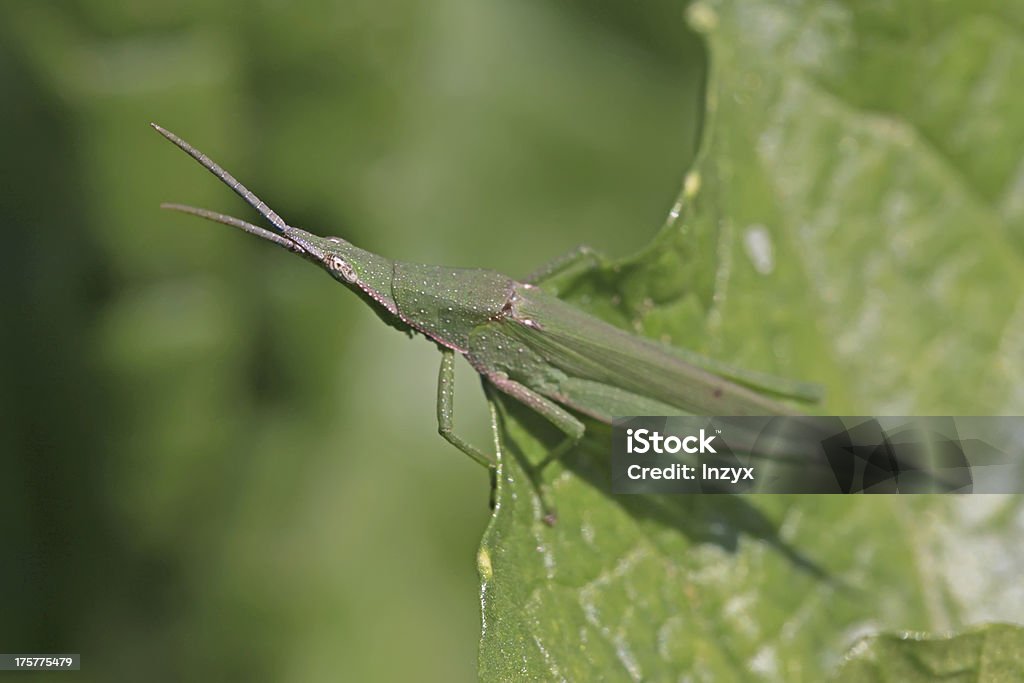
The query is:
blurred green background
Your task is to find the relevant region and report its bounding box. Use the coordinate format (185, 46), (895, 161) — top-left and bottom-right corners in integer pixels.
(0, 1), (705, 679)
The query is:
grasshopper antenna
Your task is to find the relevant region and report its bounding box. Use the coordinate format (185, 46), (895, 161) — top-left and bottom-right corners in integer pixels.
(151, 123), (288, 234)
(160, 203), (302, 252)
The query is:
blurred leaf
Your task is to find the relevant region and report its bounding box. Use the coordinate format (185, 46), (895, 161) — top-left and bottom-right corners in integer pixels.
(833, 624), (1024, 682)
(0, 0), (705, 680)
(479, 0), (1024, 680)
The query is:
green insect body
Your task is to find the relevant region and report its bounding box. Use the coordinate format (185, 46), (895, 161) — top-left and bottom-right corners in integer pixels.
(153, 123), (820, 510)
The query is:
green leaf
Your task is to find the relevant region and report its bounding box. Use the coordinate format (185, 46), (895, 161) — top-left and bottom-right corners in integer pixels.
(834, 624), (1024, 682)
(479, 0), (1024, 680)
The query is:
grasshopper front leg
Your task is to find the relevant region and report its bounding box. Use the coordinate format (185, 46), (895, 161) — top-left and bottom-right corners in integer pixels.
(437, 348), (496, 469)
(438, 350), (570, 523)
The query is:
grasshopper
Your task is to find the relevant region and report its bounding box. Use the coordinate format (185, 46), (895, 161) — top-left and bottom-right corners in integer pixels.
(153, 124), (820, 514)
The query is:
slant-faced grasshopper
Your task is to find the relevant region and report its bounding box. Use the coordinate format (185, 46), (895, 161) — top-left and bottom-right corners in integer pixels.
(153, 124), (820, 516)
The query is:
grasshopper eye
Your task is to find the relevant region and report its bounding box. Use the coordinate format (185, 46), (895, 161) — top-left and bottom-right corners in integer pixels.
(328, 255), (358, 283)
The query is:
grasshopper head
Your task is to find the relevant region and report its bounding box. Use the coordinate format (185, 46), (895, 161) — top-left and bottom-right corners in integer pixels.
(153, 124), (402, 322)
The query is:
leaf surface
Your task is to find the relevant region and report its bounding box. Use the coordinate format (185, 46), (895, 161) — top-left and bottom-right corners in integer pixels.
(479, 1), (1024, 679)
(834, 624), (1024, 683)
